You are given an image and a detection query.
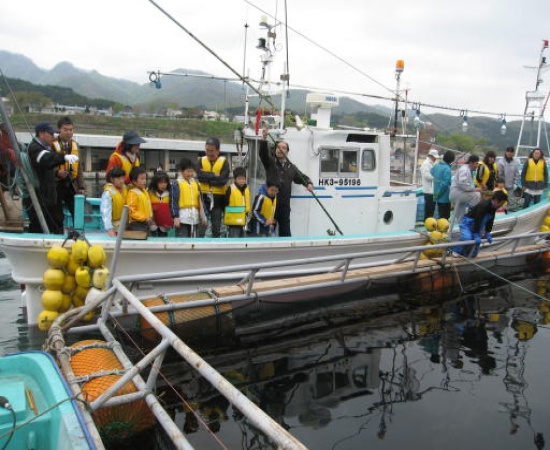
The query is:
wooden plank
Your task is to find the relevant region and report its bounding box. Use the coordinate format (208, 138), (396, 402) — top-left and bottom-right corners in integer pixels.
(213, 244), (548, 300)
(213, 259), (440, 297)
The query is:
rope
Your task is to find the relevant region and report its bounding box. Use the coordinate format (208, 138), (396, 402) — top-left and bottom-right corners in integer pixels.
(109, 313), (230, 450)
(0, 396), (87, 440)
(451, 251), (548, 301)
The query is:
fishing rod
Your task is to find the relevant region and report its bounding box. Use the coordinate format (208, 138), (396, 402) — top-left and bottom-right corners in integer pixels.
(265, 132), (344, 236)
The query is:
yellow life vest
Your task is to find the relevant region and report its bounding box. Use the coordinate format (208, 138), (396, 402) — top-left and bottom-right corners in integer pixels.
(259, 195), (277, 222)
(104, 183), (128, 222)
(53, 139), (80, 178)
(110, 152), (140, 181)
(224, 184), (251, 226)
(199, 156), (227, 195)
(149, 190), (170, 205)
(177, 179), (200, 209)
(525, 158), (545, 182)
(127, 187), (152, 223)
(475, 161), (497, 188)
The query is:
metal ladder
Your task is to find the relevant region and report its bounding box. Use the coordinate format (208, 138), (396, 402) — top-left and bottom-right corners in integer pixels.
(516, 40), (550, 156)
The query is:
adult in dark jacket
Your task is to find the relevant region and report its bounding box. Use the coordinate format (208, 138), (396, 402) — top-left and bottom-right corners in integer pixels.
(25, 122), (79, 234)
(452, 190), (507, 258)
(260, 128), (314, 236)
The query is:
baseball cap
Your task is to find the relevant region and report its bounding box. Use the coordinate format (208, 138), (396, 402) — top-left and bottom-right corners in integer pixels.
(428, 149), (440, 158)
(35, 122), (56, 135)
(122, 130), (146, 145)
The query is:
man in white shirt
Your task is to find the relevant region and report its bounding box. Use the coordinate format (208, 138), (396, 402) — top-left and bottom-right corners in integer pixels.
(421, 148), (439, 220)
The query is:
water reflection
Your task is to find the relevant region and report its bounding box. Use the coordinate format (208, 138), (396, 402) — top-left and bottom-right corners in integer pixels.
(151, 271), (550, 450)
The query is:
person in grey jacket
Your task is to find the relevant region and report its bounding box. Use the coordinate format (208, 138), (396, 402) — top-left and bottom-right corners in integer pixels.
(497, 146), (520, 192)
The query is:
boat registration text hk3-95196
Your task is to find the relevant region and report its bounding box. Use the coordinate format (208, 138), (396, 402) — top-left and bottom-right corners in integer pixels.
(318, 178), (361, 186)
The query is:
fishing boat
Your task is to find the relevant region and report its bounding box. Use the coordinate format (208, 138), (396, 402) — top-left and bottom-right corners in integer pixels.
(0, 9), (549, 328)
(0, 351), (100, 449)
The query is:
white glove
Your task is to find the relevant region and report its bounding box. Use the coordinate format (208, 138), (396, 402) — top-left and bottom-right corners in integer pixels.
(64, 154), (79, 164)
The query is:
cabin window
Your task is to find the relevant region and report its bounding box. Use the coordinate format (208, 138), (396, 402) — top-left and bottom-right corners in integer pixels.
(320, 147), (359, 177)
(361, 149), (376, 171)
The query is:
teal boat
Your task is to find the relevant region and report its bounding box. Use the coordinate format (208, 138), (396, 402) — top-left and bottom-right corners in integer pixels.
(0, 351), (98, 450)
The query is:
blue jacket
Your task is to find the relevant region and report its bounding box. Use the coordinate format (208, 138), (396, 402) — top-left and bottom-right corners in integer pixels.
(431, 161), (452, 203)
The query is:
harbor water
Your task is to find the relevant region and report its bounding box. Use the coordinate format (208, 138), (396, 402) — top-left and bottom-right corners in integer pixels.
(1, 256), (549, 449)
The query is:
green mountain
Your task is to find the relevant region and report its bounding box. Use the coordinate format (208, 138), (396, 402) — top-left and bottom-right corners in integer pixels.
(0, 49), (537, 151)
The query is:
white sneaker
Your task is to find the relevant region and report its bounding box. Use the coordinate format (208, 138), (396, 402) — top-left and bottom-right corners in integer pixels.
(451, 251), (462, 258)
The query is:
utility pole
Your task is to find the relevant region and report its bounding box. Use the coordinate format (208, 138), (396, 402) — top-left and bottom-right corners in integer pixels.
(392, 59), (404, 137)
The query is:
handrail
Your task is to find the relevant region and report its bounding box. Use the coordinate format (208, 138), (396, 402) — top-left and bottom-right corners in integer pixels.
(47, 229), (550, 450)
(114, 231), (549, 284)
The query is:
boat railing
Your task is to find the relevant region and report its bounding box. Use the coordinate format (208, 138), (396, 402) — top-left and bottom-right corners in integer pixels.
(46, 230), (550, 450)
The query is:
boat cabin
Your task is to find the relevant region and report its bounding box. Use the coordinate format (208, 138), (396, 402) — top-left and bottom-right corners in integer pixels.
(244, 94), (418, 236)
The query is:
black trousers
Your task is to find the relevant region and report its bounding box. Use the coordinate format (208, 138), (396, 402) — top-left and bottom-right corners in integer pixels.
(435, 202), (451, 220)
(23, 197), (64, 234)
(275, 205), (291, 237)
(424, 193), (435, 220)
(200, 194), (225, 238)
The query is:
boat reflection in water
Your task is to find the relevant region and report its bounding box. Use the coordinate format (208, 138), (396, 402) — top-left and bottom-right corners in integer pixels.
(138, 264), (550, 450)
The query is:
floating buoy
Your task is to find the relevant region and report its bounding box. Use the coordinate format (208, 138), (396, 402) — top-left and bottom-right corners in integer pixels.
(71, 240), (89, 264)
(408, 270), (459, 303)
(436, 218), (450, 232)
(61, 275), (76, 295)
(75, 266), (92, 288)
(73, 286), (90, 307)
(41, 289), (63, 311)
(88, 245), (107, 268)
(37, 309), (59, 331)
(424, 217), (437, 231)
(67, 257), (81, 275)
(69, 340), (155, 443)
(92, 267), (110, 290)
(43, 268), (65, 291)
(59, 293), (72, 312)
(140, 293), (233, 342)
(46, 245), (70, 269)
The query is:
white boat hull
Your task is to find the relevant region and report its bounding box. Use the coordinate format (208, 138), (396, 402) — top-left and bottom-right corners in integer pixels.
(1, 199), (548, 326)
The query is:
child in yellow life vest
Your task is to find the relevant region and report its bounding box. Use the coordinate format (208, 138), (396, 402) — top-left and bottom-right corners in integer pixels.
(224, 167), (250, 238)
(126, 166), (154, 233)
(171, 158), (206, 238)
(149, 171), (172, 237)
(100, 167), (128, 237)
(493, 177), (509, 213)
(247, 180), (279, 236)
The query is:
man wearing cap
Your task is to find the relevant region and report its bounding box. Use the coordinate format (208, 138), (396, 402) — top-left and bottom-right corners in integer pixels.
(25, 122), (79, 233)
(106, 130), (146, 185)
(52, 116), (85, 224)
(421, 148), (439, 220)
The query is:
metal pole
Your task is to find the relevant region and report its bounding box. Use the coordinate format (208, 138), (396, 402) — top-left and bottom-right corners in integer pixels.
(107, 205), (129, 288)
(0, 97), (50, 233)
(412, 127), (420, 185)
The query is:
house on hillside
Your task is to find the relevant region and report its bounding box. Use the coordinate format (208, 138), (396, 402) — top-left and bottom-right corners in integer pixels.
(202, 110), (218, 121)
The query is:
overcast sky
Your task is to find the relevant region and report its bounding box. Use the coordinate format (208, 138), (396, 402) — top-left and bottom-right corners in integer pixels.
(2, 0), (550, 119)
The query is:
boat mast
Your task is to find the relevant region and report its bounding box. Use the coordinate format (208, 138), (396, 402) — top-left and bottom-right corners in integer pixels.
(0, 97), (50, 233)
(516, 40), (550, 156)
